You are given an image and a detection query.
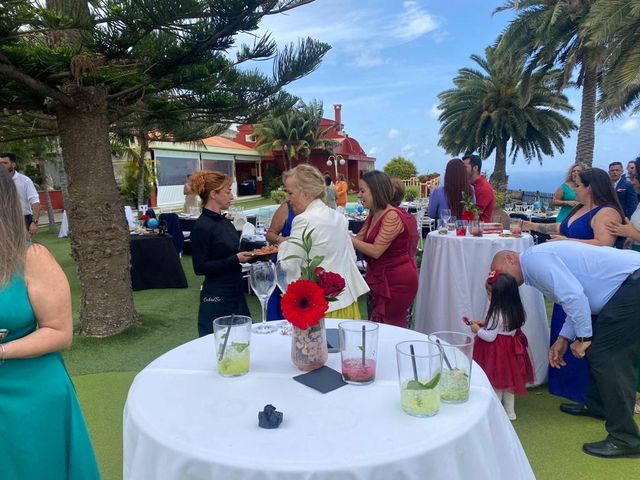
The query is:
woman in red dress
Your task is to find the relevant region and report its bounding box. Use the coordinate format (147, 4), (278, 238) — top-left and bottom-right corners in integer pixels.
(351, 171), (419, 328)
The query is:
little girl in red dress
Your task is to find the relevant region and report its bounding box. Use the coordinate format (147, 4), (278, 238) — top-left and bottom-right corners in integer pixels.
(470, 270), (534, 420)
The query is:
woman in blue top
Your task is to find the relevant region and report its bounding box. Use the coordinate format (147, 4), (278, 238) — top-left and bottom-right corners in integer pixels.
(525, 168), (624, 403)
(551, 163), (583, 223)
(265, 200), (296, 320)
(428, 158), (474, 220)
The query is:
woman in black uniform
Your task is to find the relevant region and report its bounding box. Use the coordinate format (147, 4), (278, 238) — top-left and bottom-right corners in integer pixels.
(189, 171), (253, 336)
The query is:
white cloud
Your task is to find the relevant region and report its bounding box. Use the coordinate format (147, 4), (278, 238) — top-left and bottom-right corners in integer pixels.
(391, 1), (440, 42)
(620, 119), (639, 132)
(423, 148), (431, 155)
(427, 104), (443, 119)
(388, 128), (401, 139)
(402, 144), (416, 152)
(368, 146), (381, 155)
(352, 51), (387, 68)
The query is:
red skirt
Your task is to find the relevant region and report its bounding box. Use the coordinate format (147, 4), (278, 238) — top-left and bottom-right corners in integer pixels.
(473, 329), (534, 395)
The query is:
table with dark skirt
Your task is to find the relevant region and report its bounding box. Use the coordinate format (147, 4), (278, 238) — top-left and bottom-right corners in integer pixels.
(130, 234), (188, 291)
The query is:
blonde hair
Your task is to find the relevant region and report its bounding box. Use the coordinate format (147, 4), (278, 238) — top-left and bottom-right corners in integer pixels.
(283, 164), (326, 201)
(188, 170), (230, 204)
(0, 167), (29, 285)
(565, 163), (583, 183)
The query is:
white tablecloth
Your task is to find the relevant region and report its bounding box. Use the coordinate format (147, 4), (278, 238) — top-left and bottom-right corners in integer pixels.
(124, 320), (534, 480)
(58, 206), (134, 237)
(415, 232), (549, 386)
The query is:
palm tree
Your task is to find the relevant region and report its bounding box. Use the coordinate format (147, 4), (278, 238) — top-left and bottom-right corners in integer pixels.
(582, 0), (640, 118)
(495, 0), (604, 167)
(254, 100), (338, 169)
(437, 47), (577, 191)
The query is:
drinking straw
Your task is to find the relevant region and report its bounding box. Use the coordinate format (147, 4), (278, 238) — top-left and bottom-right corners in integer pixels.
(218, 315), (234, 361)
(361, 325), (366, 366)
(409, 344), (418, 381)
(436, 339), (453, 370)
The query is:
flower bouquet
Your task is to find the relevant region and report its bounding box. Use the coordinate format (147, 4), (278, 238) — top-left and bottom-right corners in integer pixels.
(280, 228), (345, 371)
(460, 192), (483, 236)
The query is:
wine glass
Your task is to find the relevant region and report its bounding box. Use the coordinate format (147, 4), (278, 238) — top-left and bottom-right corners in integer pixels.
(275, 260), (293, 334)
(441, 209), (451, 226)
(249, 261), (277, 334)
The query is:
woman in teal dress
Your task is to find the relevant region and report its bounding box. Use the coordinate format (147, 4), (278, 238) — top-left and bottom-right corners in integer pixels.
(0, 167), (100, 479)
(552, 163), (583, 223)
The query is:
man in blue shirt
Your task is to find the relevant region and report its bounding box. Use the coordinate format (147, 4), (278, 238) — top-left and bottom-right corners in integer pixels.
(491, 242), (640, 458)
(609, 161), (638, 220)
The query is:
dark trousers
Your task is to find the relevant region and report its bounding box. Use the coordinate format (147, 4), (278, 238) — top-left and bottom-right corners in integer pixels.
(585, 270), (640, 447)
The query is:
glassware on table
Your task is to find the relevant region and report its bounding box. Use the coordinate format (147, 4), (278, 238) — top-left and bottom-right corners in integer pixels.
(437, 218), (448, 235)
(470, 219), (483, 237)
(510, 218), (523, 236)
(275, 260), (292, 334)
(396, 340), (442, 417)
(428, 331), (474, 404)
(339, 321), (379, 385)
(213, 315), (252, 376)
(455, 220), (468, 236)
(447, 215), (457, 232)
(249, 261), (277, 334)
(440, 209), (451, 226)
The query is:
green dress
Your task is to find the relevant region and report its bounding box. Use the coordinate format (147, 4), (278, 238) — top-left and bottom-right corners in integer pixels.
(555, 182), (577, 224)
(0, 275), (100, 479)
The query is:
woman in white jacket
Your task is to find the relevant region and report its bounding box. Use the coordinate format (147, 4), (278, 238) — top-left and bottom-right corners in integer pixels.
(277, 164), (369, 319)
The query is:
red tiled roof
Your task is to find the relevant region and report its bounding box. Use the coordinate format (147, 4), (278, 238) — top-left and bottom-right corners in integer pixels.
(201, 136), (253, 150)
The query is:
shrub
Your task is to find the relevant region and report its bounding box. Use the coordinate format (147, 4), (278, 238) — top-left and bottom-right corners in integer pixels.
(384, 156), (418, 179)
(270, 189), (286, 204)
(494, 190), (507, 209)
(404, 186), (419, 201)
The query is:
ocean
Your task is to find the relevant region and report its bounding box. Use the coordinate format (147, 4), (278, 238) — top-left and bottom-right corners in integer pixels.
(505, 170), (565, 194)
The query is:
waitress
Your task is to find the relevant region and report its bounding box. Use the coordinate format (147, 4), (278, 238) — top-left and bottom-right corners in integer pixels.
(189, 171), (253, 336)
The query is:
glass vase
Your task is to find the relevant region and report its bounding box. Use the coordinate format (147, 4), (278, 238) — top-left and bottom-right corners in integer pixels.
(291, 318), (328, 371)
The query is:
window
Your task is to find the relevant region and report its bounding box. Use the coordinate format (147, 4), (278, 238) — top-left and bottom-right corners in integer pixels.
(245, 134), (256, 143)
(155, 155), (198, 186)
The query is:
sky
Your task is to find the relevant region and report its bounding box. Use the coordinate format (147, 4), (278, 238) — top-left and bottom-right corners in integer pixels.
(245, 0), (640, 191)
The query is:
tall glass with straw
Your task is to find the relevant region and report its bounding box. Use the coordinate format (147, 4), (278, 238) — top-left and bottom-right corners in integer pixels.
(249, 261), (277, 334)
(396, 340), (442, 417)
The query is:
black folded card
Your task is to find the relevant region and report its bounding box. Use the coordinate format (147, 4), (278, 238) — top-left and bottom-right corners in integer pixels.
(293, 366), (347, 393)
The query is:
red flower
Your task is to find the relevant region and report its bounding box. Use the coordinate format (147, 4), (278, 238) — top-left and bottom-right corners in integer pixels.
(316, 270), (345, 299)
(139, 214), (150, 221)
(461, 210), (475, 221)
(281, 279), (329, 330)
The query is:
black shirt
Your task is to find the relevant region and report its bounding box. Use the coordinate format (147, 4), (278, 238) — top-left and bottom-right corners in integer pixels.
(191, 208), (241, 280)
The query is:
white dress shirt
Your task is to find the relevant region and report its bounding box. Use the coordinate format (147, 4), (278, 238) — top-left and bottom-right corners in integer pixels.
(278, 199), (369, 312)
(520, 241), (640, 339)
(12, 170), (40, 215)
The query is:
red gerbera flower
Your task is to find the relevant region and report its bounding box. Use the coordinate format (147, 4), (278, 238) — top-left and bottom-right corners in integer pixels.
(461, 210), (475, 221)
(281, 279), (328, 330)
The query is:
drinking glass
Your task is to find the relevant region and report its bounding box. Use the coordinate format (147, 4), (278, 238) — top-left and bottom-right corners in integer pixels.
(213, 315), (251, 376)
(447, 215), (457, 232)
(428, 331), (474, 403)
(275, 260), (292, 334)
(510, 218), (523, 236)
(455, 220), (468, 236)
(437, 218), (448, 235)
(440, 209), (451, 226)
(250, 261), (277, 334)
(339, 321), (379, 385)
(396, 341), (442, 417)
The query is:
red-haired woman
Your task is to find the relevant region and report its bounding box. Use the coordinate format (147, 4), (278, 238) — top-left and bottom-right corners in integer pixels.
(189, 171), (253, 337)
(428, 158), (475, 220)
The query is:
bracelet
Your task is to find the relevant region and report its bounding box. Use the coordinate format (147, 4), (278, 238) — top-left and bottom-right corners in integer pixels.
(0, 344), (5, 365)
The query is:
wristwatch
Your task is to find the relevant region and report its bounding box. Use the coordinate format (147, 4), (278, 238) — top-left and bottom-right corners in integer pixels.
(575, 336), (593, 342)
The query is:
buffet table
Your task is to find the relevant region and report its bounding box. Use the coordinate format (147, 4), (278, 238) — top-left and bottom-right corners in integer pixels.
(124, 320), (534, 480)
(129, 234), (188, 291)
(414, 232), (549, 386)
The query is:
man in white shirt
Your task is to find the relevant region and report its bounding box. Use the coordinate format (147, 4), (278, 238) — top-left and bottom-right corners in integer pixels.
(0, 152), (41, 235)
(491, 241), (640, 458)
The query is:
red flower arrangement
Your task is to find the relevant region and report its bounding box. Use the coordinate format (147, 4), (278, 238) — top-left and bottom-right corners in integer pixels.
(280, 228), (346, 330)
(461, 210), (475, 221)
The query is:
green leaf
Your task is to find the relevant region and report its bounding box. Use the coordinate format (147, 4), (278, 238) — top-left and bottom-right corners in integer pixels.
(406, 371), (441, 390)
(308, 256), (324, 270)
(231, 342), (249, 352)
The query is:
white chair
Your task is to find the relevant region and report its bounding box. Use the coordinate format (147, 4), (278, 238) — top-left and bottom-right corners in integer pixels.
(415, 207), (433, 251)
(255, 208), (272, 230)
(515, 203), (529, 213)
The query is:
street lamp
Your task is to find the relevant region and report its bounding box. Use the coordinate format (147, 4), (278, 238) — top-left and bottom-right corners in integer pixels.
(326, 154), (346, 179)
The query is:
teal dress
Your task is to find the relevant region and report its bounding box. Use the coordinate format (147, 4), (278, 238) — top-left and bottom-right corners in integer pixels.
(0, 275), (100, 479)
(555, 182), (576, 223)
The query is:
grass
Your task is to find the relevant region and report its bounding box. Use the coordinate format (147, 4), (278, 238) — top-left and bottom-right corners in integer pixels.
(35, 207), (640, 480)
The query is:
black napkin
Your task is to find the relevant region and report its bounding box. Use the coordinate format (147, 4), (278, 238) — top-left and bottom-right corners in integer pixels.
(293, 366), (347, 394)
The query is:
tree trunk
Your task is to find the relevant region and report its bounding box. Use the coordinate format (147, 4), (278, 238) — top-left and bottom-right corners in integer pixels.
(137, 134), (149, 207)
(56, 138), (70, 210)
(56, 86), (138, 336)
(490, 141), (509, 192)
(575, 61), (598, 167)
(37, 158), (57, 233)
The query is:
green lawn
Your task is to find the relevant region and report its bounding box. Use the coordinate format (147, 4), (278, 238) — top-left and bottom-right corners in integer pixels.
(33, 219), (640, 480)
